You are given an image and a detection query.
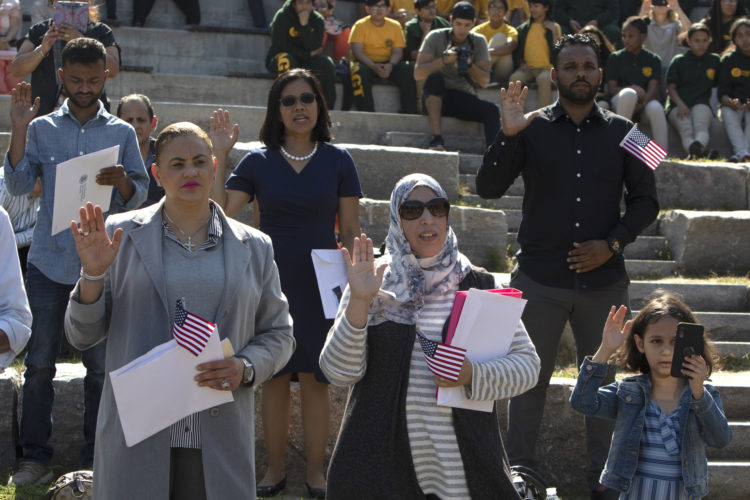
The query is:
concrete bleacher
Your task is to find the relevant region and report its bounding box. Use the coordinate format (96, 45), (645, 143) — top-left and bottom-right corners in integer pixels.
(2, 0), (750, 496)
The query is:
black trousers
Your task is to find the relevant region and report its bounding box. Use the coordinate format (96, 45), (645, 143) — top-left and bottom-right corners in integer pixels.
(422, 72), (500, 147)
(506, 267), (628, 490)
(133, 0), (200, 25)
(169, 448), (206, 500)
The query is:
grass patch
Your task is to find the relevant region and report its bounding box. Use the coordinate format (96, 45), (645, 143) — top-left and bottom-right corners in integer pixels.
(722, 353), (750, 371)
(0, 483), (50, 500)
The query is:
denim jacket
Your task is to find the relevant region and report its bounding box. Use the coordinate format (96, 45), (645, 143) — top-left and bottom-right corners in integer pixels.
(570, 358), (732, 498)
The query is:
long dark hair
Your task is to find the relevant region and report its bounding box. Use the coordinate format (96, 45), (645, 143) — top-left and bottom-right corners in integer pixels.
(578, 25), (616, 66)
(259, 69), (333, 150)
(704, 0), (747, 53)
(619, 290), (719, 376)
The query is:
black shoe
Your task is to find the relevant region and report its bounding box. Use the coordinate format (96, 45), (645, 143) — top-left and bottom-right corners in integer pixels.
(256, 476), (287, 497)
(707, 148), (720, 160)
(688, 140), (705, 160)
(306, 482), (326, 499)
(428, 135), (445, 151)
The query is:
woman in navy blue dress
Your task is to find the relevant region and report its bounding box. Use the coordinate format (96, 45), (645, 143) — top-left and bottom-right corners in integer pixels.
(211, 69), (362, 498)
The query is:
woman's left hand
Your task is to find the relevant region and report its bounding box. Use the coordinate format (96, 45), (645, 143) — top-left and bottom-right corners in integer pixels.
(434, 358), (473, 388)
(682, 354), (708, 400)
(194, 357), (244, 391)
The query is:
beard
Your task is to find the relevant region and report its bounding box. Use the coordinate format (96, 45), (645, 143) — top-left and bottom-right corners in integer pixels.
(558, 77), (599, 105)
(62, 82), (102, 110)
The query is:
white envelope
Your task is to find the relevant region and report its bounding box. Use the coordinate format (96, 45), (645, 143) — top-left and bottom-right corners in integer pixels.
(51, 145), (119, 236)
(437, 288), (527, 412)
(109, 330), (233, 447)
(311, 249), (348, 319)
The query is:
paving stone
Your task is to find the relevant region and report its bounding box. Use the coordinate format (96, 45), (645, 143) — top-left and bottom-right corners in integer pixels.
(624, 259), (678, 279)
(656, 161), (748, 211)
(660, 210), (750, 275)
(629, 281), (749, 312)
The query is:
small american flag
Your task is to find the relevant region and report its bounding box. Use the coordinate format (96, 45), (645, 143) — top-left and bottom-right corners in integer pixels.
(619, 126), (667, 170)
(173, 299), (216, 356)
(416, 331), (466, 382)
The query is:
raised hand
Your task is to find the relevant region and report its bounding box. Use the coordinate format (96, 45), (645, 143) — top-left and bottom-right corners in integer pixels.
(499, 81), (540, 136)
(341, 233), (386, 303)
(209, 108), (239, 157)
(40, 24), (60, 54)
(682, 353), (709, 399)
(10, 82), (40, 129)
(70, 202), (122, 277)
(593, 305), (631, 363)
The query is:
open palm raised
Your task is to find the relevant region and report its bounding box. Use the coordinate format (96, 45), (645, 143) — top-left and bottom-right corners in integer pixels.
(341, 233), (386, 303)
(500, 81), (541, 137)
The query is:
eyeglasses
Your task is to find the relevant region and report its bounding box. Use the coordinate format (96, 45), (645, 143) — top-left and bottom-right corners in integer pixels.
(279, 92), (316, 107)
(399, 198), (450, 220)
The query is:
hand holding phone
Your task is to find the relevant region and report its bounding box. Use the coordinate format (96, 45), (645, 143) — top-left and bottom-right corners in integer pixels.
(670, 322), (704, 378)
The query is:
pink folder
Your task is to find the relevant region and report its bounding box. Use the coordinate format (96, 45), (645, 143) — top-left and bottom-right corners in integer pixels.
(445, 288), (523, 346)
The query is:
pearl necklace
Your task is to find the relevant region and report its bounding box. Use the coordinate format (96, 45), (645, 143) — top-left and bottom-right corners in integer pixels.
(163, 208), (211, 252)
(281, 142), (318, 161)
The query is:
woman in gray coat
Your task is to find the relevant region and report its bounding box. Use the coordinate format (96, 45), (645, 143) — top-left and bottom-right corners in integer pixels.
(64, 122), (295, 499)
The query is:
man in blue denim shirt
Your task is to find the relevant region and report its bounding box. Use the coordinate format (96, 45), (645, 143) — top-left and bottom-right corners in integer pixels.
(3, 38), (147, 485)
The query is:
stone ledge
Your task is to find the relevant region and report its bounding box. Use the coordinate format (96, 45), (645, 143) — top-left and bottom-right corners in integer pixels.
(0, 369), (22, 468)
(656, 161), (749, 211)
(659, 210), (750, 275)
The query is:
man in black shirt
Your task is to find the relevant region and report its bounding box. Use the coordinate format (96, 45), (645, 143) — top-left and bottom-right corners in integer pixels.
(477, 34), (658, 499)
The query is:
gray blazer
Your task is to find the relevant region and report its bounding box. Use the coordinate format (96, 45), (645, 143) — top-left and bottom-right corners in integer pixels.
(65, 201), (295, 499)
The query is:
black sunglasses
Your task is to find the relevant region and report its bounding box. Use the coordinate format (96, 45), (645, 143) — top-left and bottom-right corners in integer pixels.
(399, 198), (450, 220)
(279, 92), (316, 107)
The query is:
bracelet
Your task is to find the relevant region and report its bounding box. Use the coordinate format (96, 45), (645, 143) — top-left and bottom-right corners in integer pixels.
(80, 268), (107, 282)
(36, 46), (45, 59)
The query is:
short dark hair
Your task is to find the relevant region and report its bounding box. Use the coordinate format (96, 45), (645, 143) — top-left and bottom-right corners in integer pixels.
(687, 22), (711, 40)
(619, 290), (719, 376)
(366, 0), (388, 7)
(117, 94), (154, 121)
(488, 0), (508, 10)
(528, 0), (552, 7)
(451, 1), (475, 20)
(551, 33), (600, 69)
(414, 0), (434, 9)
(259, 69), (333, 150)
(61, 37), (106, 67)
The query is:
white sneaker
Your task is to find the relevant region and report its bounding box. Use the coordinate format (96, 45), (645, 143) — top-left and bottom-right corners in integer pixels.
(8, 460), (54, 485)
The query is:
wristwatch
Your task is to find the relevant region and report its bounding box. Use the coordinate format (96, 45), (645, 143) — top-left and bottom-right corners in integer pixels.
(237, 356), (255, 385)
(607, 237), (623, 257)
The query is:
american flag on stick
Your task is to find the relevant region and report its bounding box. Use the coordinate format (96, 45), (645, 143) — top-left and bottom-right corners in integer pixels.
(619, 126), (667, 170)
(416, 331), (466, 382)
(173, 299), (216, 356)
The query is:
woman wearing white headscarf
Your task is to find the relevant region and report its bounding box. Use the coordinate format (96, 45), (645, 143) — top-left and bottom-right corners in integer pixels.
(319, 173), (541, 499)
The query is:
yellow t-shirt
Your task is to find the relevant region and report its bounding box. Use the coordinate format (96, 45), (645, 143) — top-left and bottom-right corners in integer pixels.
(472, 21), (518, 44)
(437, 0), (455, 15)
(523, 22), (559, 69)
(390, 0), (415, 14)
(349, 16), (407, 63)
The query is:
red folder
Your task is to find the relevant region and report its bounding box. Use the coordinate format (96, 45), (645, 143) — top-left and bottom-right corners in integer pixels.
(445, 288), (523, 346)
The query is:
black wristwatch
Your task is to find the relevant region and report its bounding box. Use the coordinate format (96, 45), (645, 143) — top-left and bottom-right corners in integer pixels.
(607, 237), (623, 257)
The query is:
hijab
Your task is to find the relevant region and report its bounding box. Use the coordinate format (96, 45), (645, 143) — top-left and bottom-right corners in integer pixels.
(368, 174), (472, 326)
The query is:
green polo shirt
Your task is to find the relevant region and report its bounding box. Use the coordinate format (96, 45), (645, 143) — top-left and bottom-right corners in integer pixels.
(665, 51), (720, 115)
(605, 48), (662, 90)
(404, 16), (451, 61)
(718, 49), (750, 102)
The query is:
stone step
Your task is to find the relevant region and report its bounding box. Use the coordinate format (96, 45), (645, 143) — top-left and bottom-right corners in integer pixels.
(707, 461), (750, 499)
(460, 193), (522, 210)
(629, 281), (749, 313)
(624, 259), (679, 280)
(382, 131), (485, 155)
(708, 422), (750, 461)
(715, 341), (750, 358)
(696, 312), (750, 341)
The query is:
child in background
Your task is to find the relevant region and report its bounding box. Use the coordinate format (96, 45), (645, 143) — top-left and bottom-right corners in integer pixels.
(666, 23), (720, 159)
(315, 0), (351, 61)
(606, 16), (669, 151)
(404, 0), (450, 61)
(0, 0), (21, 94)
(640, 0), (690, 94)
(509, 0), (560, 107)
(388, 0), (415, 26)
(570, 291), (731, 499)
(579, 25), (616, 108)
(702, 0), (747, 54)
(718, 18), (750, 162)
(472, 0), (517, 82)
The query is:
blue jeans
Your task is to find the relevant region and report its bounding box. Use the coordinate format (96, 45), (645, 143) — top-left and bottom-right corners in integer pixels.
(20, 264), (105, 467)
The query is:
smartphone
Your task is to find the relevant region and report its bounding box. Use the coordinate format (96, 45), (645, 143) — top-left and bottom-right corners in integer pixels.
(53, 1), (89, 34)
(670, 322), (704, 378)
